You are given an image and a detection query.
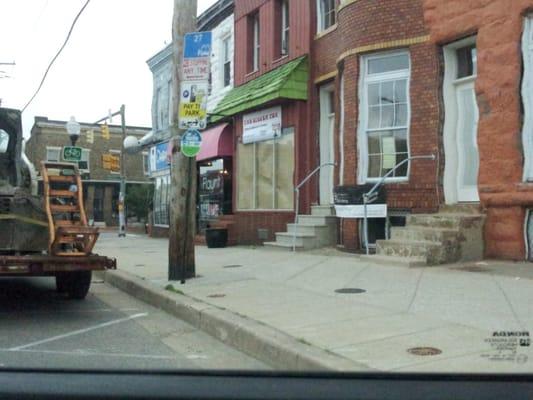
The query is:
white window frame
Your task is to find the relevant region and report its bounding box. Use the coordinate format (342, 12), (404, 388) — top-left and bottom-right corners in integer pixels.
(46, 146), (61, 162)
(253, 13), (260, 71)
(222, 35), (232, 87)
(281, 0), (289, 55)
(142, 151), (150, 176)
(109, 149), (121, 175)
(79, 148), (90, 173)
(523, 15), (533, 181)
(316, 0), (336, 33)
(357, 50), (411, 184)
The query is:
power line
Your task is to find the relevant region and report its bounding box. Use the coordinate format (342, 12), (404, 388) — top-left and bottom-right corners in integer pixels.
(21, 0), (91, 113)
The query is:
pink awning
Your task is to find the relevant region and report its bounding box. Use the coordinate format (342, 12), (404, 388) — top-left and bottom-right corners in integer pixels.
(196, 123), (233, 162)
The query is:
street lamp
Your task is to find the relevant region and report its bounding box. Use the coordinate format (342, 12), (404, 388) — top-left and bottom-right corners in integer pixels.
(66, 116), (81, 146)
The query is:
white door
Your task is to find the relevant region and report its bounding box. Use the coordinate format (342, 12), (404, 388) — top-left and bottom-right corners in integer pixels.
(319, 87), (335, 205)
(455, 80), (479, 202)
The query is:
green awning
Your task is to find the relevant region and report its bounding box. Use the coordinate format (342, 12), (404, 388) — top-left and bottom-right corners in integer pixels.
(211, 56), (308, 122)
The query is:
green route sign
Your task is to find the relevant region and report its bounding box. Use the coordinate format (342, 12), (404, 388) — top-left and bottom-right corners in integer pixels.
(180, 128), (202, 158)
(62, 146), (82, 162)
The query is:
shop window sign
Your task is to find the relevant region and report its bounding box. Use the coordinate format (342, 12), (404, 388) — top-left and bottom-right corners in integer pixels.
(242, 106), (282, 144)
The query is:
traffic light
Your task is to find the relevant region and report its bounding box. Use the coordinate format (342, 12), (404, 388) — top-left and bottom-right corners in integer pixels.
(86, 129), (94, 144)
(101, 123), (110, 140)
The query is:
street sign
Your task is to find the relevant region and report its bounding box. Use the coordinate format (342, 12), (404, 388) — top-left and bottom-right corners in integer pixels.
(181, 128), (202, 158)
(182, 58), (210, 81)
(179, 81), (208, 129)
(62, 146), (82, 162)
(183, 32), (212, 59)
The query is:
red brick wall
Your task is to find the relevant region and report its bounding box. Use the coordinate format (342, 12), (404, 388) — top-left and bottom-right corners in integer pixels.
(313, 0), (441, 250)
(234, 0), (312, 86)
(422, 0), (533, 260)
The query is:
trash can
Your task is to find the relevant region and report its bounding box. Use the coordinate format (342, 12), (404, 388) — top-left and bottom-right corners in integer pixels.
(205, 228), (228, 248)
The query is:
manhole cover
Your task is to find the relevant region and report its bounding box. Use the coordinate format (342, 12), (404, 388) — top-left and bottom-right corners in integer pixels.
(144, 250), (157, 254)
(207, 293), (226, 298)
(335, 288), (366, 294)
(407, 347), (442, 356)
(223, 264), (243, 268)
(134, 264), (145, 267)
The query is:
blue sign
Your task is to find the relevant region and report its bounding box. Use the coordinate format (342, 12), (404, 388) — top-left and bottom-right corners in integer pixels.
(183, 32), (212, 59)
(180, 129), (202, 157)
(151, 141), (170, 173)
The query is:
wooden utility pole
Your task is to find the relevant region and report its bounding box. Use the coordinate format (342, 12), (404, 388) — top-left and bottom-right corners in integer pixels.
(169, 0), (198, 282)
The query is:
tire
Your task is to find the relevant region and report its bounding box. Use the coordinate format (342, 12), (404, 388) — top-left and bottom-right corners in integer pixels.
(59, 271), (92, 300)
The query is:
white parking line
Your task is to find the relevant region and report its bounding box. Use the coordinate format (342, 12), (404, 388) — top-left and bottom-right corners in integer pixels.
(9, 313), (148, 351)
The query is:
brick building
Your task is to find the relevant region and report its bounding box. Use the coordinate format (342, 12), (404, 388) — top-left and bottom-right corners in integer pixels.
(26, 116), (151, 227)
(420, 1), (533, 260)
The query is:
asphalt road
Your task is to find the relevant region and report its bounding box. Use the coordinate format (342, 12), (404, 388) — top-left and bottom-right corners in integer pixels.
(0, 276), (268, 371)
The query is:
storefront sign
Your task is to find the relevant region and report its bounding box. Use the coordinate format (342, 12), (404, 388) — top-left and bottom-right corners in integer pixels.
(181, 128), (202, 157)
(242, 106), (282, 144)
(150, 141), (170, 173)
(335, 204), (388, 218)
(102, 153), (120, 172)
(200, 171), (224, 196)
(178, 81), (208, 129)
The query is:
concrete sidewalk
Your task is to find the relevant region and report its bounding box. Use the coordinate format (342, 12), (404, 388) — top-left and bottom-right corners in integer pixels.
(95, 233), (533, 372)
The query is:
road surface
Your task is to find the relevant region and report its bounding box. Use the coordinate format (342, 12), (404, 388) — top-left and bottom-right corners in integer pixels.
(0, 276), (268, 370)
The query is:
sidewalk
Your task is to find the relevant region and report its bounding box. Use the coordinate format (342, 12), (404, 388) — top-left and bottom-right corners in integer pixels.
(95, 233), (533, 372)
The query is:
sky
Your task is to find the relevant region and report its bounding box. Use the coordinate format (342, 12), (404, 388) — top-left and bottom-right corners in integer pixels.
(0, 0), (217, 137)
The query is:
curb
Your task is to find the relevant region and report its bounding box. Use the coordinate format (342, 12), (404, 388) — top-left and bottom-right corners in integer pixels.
(101, 269), (372, 372)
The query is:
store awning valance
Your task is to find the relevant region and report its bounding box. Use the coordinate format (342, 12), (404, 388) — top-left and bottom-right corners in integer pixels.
(197, 123), (232, 161)
(211, 56), (308, 123)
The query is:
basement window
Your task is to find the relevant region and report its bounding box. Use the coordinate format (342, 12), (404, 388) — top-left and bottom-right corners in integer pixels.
(360, 212), (408, 251)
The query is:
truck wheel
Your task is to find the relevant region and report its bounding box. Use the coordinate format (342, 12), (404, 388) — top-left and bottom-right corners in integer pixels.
(63, 271), (92, 300)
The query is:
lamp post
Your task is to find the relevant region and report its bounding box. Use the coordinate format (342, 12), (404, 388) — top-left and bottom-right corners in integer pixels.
(66, 116), (81, 146)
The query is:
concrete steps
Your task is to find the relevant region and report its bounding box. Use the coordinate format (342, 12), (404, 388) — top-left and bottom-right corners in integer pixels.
(368, 204), (485, 266)
(263, 205), (337, 251)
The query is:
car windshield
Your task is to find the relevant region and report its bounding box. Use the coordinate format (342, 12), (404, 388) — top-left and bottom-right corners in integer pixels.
(0, 0), (532, 375)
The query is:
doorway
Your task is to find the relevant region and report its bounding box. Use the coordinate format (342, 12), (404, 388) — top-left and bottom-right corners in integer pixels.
(443, 38), (480, 203)
(319, 84), (335, 205)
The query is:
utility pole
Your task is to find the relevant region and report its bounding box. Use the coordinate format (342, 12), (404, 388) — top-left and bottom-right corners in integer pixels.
(169, 0), (198, 282)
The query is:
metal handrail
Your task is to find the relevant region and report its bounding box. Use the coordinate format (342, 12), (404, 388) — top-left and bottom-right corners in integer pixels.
(362, 154), (436, 255)
(293, 162), (336, 252)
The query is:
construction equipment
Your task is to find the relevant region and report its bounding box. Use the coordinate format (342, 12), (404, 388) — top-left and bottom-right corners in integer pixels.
(0, 108), (116, 300)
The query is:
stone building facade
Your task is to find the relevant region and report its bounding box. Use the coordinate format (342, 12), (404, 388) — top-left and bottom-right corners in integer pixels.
(25, 116), (151, 227)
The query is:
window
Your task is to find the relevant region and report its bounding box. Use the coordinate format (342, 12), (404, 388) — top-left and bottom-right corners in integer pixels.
(237, 129), (294, 210)
(78, 149), (90, 172)
(281, 0), (289, 55)
(46, 146), (61, 162)
(222, 36), (231, 87)
(249, 13), (260, 72)
(359, 51), (410, 182)
(109, 149), (121, 175)
(317, 0), (336, 32)
(142, 152), (150, 176)
(456, 45), (477, 78)
(154, 87), (161, 130)
(166, 80), (172, 127)
(523, 16), (533, 181)
(153, 175), (170, 226)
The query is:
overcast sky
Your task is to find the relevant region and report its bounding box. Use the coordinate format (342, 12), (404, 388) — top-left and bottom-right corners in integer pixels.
(0, 0), (217, 137)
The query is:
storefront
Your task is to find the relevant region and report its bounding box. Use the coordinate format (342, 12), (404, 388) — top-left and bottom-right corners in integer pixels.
(148, 124), (234, 238)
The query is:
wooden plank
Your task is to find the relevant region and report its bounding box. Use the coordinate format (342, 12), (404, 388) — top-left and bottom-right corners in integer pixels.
(48, 175), (76, 183)
(56, 227), (98, 235)
(55, 220), (81, 227)
(54, 252), (87, 257)
(50, 190), (76, 198)
(50, 204), (79, 213)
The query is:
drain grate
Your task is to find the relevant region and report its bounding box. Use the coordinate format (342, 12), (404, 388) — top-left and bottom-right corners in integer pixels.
(407, 347), (442, 356)
(335, 288), (366, 294)
(223, 264), (243, 269)
(207, 293), (226, 298)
